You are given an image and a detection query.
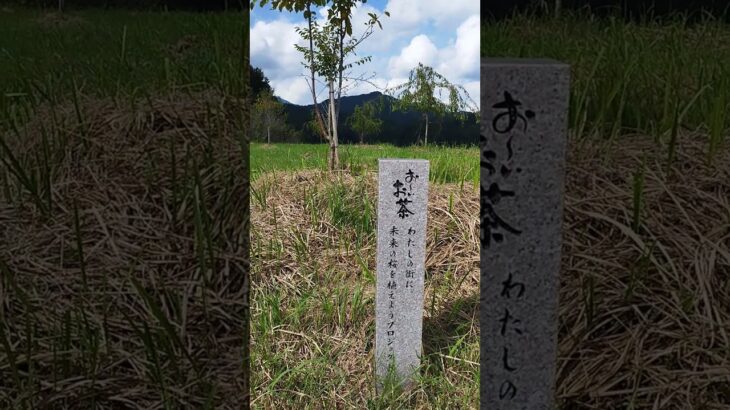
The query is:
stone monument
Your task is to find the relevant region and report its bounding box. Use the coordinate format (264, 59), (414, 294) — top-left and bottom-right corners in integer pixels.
(480, 58), (570, 409)
(374, 159), (429, 392)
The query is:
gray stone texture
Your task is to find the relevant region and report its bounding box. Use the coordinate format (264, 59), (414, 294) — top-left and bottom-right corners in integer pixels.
(480, 59), (570, 409)
(375, 159), (429, 392)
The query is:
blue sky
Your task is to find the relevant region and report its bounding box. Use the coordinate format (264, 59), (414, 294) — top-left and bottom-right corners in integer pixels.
(250, 0), (480, 108)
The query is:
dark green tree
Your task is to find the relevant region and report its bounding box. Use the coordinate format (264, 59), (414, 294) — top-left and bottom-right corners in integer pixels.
(252, 89), (287, 144)
(249, 65), (272, 98)
(347, 101), (382, 144)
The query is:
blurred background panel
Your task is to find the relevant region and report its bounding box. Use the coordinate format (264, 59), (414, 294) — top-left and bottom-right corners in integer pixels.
(0, 2), (250, 409)
(8, 0), (247, 11)
(482, 0), (730, 20)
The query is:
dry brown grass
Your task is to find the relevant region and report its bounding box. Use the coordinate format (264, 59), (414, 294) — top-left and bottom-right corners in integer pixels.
(3, 84), (727, 408)
(35, 12), (88, 29)
(251, 133), (729, 408)
(252, 170), (478, 292)
(251, 170), (480, 408)
(1, 92), (249, 409)
(557, 134), (730, 408)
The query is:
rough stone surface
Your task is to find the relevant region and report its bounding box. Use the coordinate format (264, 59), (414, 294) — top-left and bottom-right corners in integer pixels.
(375, 159), (429, 392)
(480, 58), (570, 409)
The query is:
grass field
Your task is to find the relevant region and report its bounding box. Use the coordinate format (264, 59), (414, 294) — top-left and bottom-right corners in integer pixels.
(251, 143), (479, 185)
(1, 8), (249, 409)
(250, 143), (480, 407)
(251, 169), (480, 408)
(250, 137), (730, 409)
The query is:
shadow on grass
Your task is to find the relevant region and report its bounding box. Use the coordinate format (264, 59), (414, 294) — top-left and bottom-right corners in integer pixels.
(366, 294), (480, 408)
(422, 292), (479, 358)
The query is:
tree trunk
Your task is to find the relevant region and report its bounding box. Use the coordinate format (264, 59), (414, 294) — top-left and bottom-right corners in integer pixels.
(305, 2), (329, 142)
(335, 20), (345, 132)
(58, 0), (64, 13)
(327, 100), (331, 144)
(329, 81), (340, 170)
(555, 0), (562, 18)
(267, 125), (271, 145)
(360, 132), (364, 144)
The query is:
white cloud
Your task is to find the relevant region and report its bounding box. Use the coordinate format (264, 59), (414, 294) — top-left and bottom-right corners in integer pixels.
(250, 19), (305, 78)
(250, 2), (480, 108)
(384, 15), (480, 108)
(384, 0), (478, 31)
(270, 76), (315, 106)
(387, 34), (438, 77)
(311, 3), (401, 56)
(437, 15), (480, 80)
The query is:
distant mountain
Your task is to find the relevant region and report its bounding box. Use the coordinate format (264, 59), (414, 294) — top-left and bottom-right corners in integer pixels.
(281, 91), (478, 146)
(275, 96), (293, 105)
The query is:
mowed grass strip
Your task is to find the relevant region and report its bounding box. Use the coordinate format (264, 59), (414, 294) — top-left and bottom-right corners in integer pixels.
(251, 143), (479, 186)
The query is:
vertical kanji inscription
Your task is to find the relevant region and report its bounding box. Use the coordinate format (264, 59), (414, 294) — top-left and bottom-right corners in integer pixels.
(376, 160), (429, 393)
(480, 59), (570, 410)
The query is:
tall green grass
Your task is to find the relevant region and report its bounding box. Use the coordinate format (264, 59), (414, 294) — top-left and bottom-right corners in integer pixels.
(482, 11), (729, 161)
(0, 7), (248, 219)
(0, 9), (245, 122)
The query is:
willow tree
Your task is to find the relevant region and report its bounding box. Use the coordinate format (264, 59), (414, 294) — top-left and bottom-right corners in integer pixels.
(386, 63), (478, 146)
(253, 0), (386, 169)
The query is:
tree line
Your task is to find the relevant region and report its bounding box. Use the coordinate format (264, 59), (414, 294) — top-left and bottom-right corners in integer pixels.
(250, 69), (479, 147)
